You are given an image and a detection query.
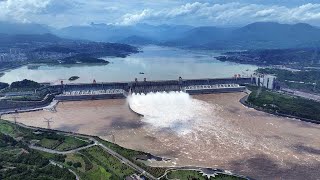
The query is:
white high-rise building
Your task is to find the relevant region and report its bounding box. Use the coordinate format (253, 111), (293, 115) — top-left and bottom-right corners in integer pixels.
(255, 74), (276, 90)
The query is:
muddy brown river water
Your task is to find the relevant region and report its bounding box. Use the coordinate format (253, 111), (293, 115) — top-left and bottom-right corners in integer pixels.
(3, 92), (320, 180)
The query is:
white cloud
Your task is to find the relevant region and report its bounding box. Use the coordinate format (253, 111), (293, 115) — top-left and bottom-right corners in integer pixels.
(119, 9), (152, 25)
(0, 0), (52, 22)
(1, 0), (320, 27)
(117, 2), (320, 26)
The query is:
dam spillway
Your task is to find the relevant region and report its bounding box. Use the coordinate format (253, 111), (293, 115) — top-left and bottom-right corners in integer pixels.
(53, 77), (254, 101)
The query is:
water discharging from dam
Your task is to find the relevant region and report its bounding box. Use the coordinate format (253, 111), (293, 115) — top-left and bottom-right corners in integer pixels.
(128, 91), (211, 135)
(5, 92), (320, 179)
(127, 91), (254, 149)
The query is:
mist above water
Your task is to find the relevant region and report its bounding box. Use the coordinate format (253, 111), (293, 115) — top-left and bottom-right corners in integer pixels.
(128, 91), (221, 135)
(128, 91), (262, 150)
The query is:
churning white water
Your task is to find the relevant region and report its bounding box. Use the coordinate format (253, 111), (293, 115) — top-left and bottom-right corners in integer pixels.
(128, 91), (273, 150)
(128, 91), (222, 135)
(127, 91), (285, 156)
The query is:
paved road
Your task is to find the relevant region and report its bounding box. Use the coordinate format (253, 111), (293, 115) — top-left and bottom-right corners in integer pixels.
(0, 115), (158, 179)
(96, 141), (157, 180)
(29, 142), (97, 155)
(50, 160), (80, 180)
(281, 88), (320, 102)
(27, 132), (157, 179)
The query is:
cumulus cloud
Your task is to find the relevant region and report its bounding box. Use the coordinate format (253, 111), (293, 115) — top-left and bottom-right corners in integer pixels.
(119, 9), (152, 25)
(117, 2), (320, 26)
(1, 0), (320, 27)
(0, 0), (52, 22)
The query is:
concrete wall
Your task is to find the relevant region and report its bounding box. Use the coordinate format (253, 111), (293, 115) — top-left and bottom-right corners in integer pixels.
(255, 75), (276, 90)
(0, 94), (54, 111)
(186, 87), (246, 95)
(55, 93), (125, 101)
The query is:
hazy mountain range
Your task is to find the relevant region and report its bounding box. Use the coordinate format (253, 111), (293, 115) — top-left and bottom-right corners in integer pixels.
(1, 21), (320, 49)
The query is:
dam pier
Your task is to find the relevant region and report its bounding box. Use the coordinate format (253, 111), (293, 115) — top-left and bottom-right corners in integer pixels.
(54, 77), (257, 101)
(0, 76), (275, 111)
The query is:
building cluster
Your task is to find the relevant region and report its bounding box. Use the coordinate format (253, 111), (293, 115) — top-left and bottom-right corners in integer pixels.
(29, 52), (75, 61)
(254, 74), (277, 89)
(0, 48), (78, 62)
(0, 48), (27, 62)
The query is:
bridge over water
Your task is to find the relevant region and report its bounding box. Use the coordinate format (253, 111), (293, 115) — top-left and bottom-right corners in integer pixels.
(52, 77), (255, 101)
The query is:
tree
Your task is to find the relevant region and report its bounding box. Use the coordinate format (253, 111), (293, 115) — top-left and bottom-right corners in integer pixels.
(73, 162), (82, 168)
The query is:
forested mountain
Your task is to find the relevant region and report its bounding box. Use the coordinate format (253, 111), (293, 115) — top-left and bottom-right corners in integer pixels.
(2, 21), (320, 49)
(0, 22), (50, 35)
(166, 22), (320, 49)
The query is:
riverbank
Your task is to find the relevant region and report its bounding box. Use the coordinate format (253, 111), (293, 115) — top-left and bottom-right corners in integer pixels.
(0, 62), (28, 73)
(0, 117), (247, 180)
(0, 45), (258, 84)
(240, 94), (320, 124)
(2, 92), (319, 179)
(245, 86), (320, 124)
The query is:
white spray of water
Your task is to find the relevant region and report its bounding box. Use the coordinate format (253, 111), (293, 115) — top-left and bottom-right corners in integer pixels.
(128, 91), (224, 136)
(127, 91), (267, 151)
(127, 92), (312, 165)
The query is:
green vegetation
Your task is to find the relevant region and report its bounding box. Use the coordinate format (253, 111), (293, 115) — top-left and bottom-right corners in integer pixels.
(10, 79), (41, 89)
(0, 79), (48, 101)
(0, 131), (75, 179)
(0, 119), (91, 151)
(62, 54), (109, 64)
(36, 134), (91, 151)
(0, 120), (135, 180)
(35, 134), (90, 151)
(0, 82), (9, 90)
(0, 121), (14, 135)
(98, 138), (167, 178)
(217, 48), (320, 67)
(164, 170), (245, 180)
(80, 146), (135, 179)
(0, 119), (247, 180)
(55, 136), (90, 151)
(73, 162), (82, 168)
(63, 146), (135, 179)
(257, 68), (320, 93)
(247, 86), (320, 122)
(69, 76), (79, 81)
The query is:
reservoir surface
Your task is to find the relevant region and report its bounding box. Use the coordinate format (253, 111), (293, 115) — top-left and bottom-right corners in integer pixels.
(0, 46), (257, 84)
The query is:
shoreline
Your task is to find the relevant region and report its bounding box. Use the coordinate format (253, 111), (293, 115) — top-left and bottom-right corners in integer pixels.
(240, 93), (320, 125)
(1, 119), (251, 180)
(0, 62), (28, 74)
(1, 92), (320, 179)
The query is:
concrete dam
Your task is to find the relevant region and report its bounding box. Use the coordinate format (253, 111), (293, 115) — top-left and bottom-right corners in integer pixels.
(53, 77), (255, 101)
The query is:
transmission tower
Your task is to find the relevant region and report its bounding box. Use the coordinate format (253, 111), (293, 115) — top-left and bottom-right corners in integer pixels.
(106, 130), (116, 143)
(111, 133), (115, 143)
(12, 113), (19, 124)
(44, 117), (53, 129)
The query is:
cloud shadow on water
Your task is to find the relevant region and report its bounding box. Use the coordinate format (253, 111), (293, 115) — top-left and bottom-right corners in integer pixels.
(56, 123), (84, 132)
(228, 154), (320, 180)
(293, 144), (320, 155)
(110, 116), (146, 130)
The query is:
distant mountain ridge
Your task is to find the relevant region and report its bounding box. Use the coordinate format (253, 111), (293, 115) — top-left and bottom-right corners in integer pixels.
(1, 21), (320, 49)
(0, 22), (50, 35)
(165, 22), (320, 49)
(55, 23), (194, 43)
(0, 33), (65, 47)
(119, 35), (158, 45)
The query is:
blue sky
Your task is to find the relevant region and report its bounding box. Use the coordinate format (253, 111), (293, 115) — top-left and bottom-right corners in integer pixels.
(1, 0), (320, 27)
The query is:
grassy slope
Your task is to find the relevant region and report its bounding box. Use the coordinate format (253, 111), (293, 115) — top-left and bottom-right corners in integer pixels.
(0, 119), (248, 180)
(98, 138), (167, 178)
(257, 68), (320, 93)
(247, 86), (320, 122)
(165, 170), (245, 180)
(0, 133), (74, 179)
